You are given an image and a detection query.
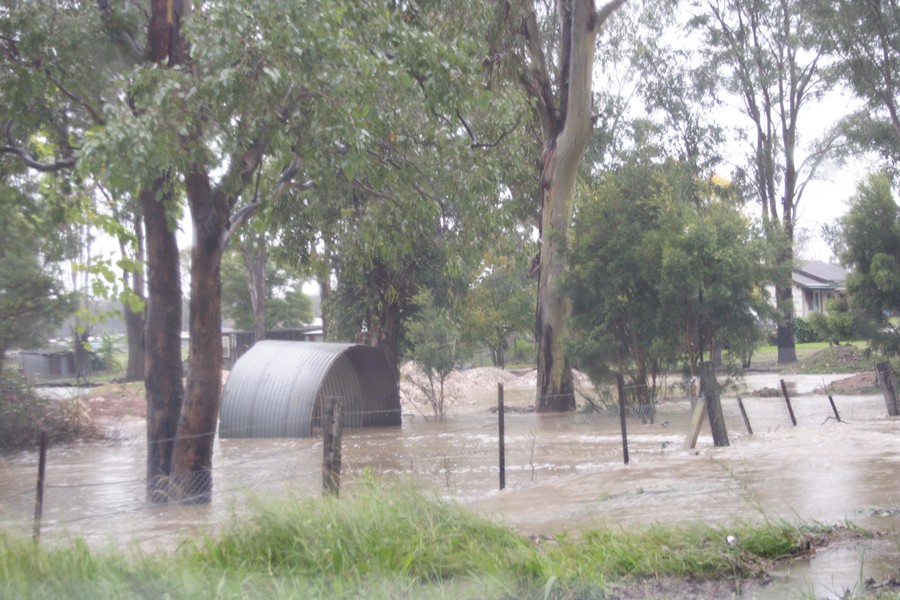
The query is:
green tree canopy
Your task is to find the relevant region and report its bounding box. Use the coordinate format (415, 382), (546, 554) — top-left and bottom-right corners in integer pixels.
(809, 0), (900, 171)
(459, 224), (536, 369)
(264, 1), (530, 375)
(564, 149), (770, 413)
(0, 171), (77, 372)
(221, 247), (312, 332)
(839, 172), (900, 355)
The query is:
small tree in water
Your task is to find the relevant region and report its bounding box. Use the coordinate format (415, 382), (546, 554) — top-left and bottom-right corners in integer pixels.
(404, 291), (470, 421)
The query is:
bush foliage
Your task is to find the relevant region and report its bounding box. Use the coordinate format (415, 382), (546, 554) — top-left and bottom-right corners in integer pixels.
(0, 375), (99, 453)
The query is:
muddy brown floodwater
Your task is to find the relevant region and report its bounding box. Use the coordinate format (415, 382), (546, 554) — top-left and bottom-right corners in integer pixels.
(1, 372), (898, 598)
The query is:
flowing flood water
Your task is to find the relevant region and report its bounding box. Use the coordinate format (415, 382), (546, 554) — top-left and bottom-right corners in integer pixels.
(1, 372), (898, 598)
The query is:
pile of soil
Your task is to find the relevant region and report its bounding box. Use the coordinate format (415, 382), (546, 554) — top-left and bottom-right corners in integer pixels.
(399, 363), (602, 415)
(83, 371), (231, 422)
(816, 370), (880, 395)
(84, 383), (147, 420)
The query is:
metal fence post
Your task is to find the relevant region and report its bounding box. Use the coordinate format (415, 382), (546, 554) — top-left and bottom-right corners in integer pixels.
(498, 383), (505, 490)
(33, 430), (47, 542)
(780, 379), (798, 426)
(616, 373), (629, 464)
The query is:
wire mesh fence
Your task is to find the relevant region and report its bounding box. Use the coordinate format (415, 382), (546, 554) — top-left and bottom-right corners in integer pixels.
(0, 384), (892, 550)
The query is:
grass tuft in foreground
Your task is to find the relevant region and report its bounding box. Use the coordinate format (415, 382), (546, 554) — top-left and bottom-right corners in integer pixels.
(0, 480), (847, 599)
(186, 477), (545, 583)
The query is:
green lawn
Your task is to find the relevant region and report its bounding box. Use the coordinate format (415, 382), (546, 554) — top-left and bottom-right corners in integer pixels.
(747, 341), (871, 372)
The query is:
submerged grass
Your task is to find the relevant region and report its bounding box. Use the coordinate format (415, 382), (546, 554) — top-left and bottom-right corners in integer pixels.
(0, 479), (843, 599)
(546, 518), (827, 586)
(187, 478), (545, 583)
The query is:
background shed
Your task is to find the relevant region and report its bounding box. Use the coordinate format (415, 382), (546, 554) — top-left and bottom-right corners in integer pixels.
(218, 340), (401, 438)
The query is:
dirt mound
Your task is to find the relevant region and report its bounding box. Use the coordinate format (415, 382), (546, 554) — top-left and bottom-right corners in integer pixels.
(447, 366), (520, 389)
(85, 383), (147, 420)
(816, 371), (880, 395)
(506, 369), (594, 390)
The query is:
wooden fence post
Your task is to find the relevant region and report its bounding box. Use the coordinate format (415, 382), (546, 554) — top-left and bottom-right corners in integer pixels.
(684, 395), (708, 450)
(33, 430), (47, 542)
(498, 383), (506, 491)
(700, 361), (729, 447)
(322, 396), (344, 497)
(780, 379), (798, 426)
(736, 396), (753, 435)
(827, 395), (841, 422)
(876, 362), (898, 417)
(616, 373), (629, 464)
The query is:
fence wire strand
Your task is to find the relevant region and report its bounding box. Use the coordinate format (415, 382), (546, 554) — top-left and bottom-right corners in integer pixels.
(2, 388), (889, 548)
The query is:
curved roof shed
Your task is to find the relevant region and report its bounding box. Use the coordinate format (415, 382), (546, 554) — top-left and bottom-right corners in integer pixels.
(219, 340), (400, 438)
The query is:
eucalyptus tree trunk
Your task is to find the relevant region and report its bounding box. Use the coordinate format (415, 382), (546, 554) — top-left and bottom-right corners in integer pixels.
(774, 235), (798, 364)
(169, 171), (227, 503)
(144, 0), (192, 502)
(141, 182), (183, 503)
(318, 273), (331, 340)
(317, 241), (333, 340)
(122, 283), (146, 382)
(522, 0), (627, 412)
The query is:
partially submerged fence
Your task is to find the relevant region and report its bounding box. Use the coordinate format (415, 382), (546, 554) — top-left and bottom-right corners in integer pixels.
(6, 366), (898, 549)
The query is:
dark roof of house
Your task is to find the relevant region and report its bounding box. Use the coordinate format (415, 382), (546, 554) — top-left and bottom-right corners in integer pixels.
(793, 260), (848, 290)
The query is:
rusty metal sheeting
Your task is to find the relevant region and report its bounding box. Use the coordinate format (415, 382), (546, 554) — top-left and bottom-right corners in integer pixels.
(218, 340), (400, 438)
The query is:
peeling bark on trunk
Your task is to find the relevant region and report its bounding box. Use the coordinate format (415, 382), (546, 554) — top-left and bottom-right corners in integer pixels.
(536, 279), (575, 411)
(141, 182), (183, 503)
(528, 0), (625, 412)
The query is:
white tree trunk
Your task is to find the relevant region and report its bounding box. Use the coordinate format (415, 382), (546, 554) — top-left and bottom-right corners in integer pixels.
(533, 0), (625, 411)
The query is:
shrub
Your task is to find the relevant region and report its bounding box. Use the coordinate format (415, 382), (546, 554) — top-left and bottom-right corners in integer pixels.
(794, 317), (821, 343)
(0, 375), (99, 453)
(809, 297), (865, 345)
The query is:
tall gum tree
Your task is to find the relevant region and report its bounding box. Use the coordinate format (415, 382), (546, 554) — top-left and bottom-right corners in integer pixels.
(140, 0), (189, 503)
(135, 0), (495, 501)
(809, 0), (899, 167)
(144, 0), (282, 502)
(693, 0), (833, 364)
(140, 181), (183, 502)
(0, 0), (179, 499)
(517, 0), (627, 411)
(93, 0), (272, 502)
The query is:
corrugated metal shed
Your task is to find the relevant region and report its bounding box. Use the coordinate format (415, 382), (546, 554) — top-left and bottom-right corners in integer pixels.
(219, 340), (401, 438)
